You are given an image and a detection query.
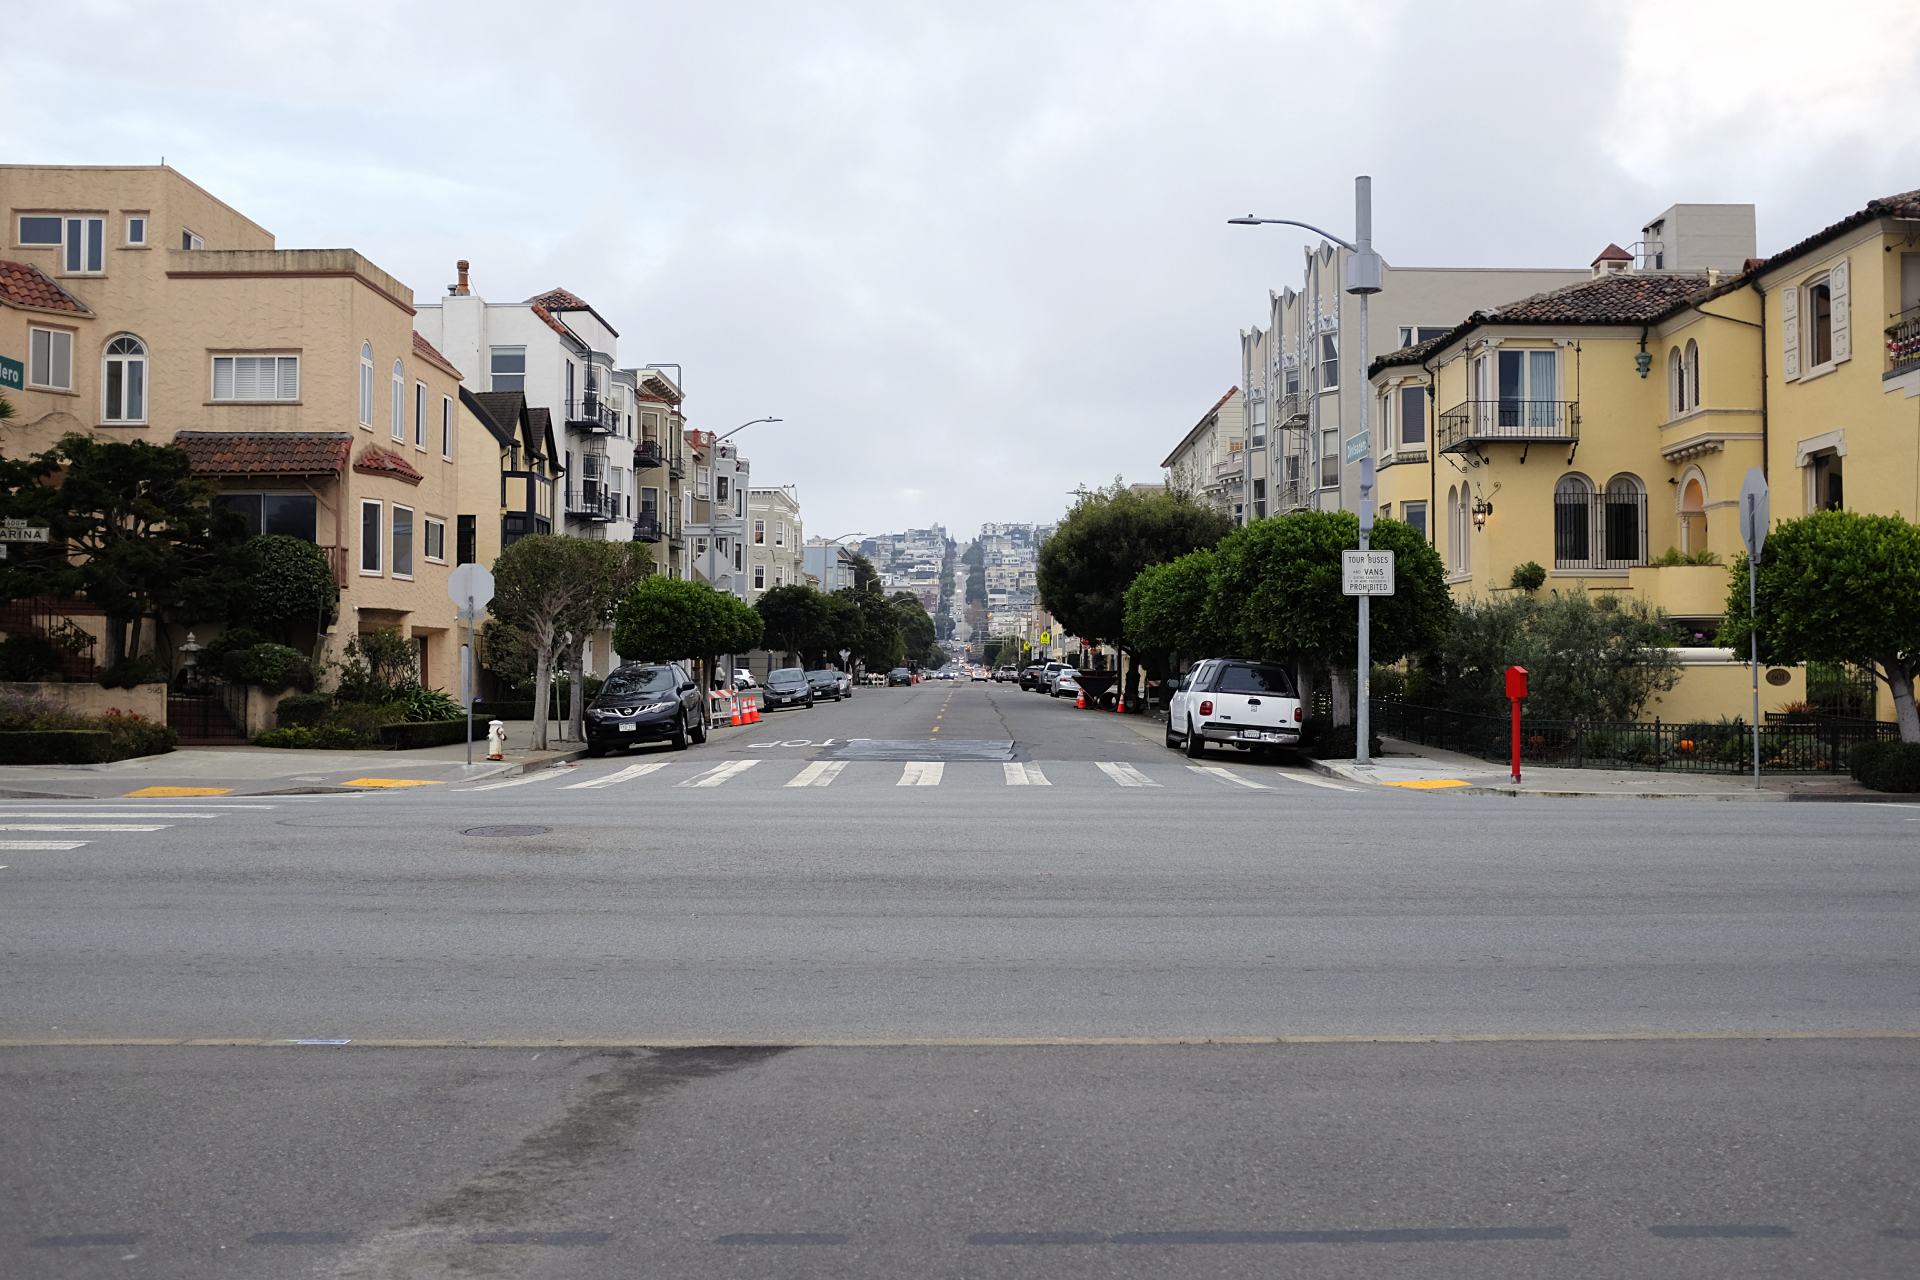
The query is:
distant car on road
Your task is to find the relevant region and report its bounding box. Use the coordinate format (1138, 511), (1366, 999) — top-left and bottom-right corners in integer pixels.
(1018, 664), (1048, 691)
(1049, 667), (1082, 698)
(887, 667), (914, 686)
(1167, 658), (1303, 757)
(730, 671), (757, 691)
(804, 669), (846, 702)
(762, 667), (815, 711)
(971, 667), (988, 682)
(994, 666), (1018, 683)
(584, 662), (706, 756)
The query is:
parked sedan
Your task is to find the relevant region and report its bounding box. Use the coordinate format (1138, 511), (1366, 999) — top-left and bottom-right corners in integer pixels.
(762, 667), (814, 710)
(584, 662), (706, 756)
(1049, 666), (1082, 698)
(1018, 664), (1048, 691)
(805, 669), (846, 702)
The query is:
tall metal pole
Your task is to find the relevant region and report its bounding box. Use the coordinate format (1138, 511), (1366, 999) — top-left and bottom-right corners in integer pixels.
(1749, 548), (1760, 783)
(1347, 176), (1383, 765)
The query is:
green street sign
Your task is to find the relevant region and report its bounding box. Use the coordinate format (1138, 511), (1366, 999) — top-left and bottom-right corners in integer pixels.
(0, 354), (23, 391)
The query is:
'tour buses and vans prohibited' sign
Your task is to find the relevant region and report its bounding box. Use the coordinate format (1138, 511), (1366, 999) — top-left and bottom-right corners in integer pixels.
(1341, 550), (1395, 596)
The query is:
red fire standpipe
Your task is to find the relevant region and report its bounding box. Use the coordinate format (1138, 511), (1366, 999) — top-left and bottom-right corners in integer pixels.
(1506, 665), (1529, 784)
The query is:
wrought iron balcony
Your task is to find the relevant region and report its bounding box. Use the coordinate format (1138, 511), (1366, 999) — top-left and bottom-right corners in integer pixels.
(1276, 391), (1309, 426)
(631, 512), (662, 543)
(633, 436), (665, 468)
(565, 395), (618, 434)
(1438, 399), (1580, 453)
(566, 486), (618, 522)
(669, 446), (686, 478)
(1887, 306), (1920, 377)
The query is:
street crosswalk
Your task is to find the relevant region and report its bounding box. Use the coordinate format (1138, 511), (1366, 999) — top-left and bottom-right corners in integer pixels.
(447, 758), (1367, 796)
(0, 799), (336, 857)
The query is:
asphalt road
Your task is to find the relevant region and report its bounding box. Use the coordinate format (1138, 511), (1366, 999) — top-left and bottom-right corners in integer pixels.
(3, 678), (1916, 1278)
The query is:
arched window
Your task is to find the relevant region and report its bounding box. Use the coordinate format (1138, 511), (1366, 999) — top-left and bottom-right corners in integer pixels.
(103, 334), (147, 422)
(1445, 486), (1459, 570)
(390, 360), (404, 441)
(1554, 473), (1594, 568)
(1669, 347), (1685, 417)
(1679, 469), (1707, 555)
(1604, 474), (1646, 566)
(1683, 339), (1700, 410)
(359, 342), (374, 426)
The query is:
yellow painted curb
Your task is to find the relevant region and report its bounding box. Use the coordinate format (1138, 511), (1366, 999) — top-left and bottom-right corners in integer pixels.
(123, 786), (233, 798)
(341, 777), (443, 789)
(1384, 779), (1474, 790)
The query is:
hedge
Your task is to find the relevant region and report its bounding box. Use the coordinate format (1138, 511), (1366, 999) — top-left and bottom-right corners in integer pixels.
(472, 700), (534, 721)
(1850, 739), (1920, 792)
(0, 730), (117, 764)
(377, 719), (474, 750)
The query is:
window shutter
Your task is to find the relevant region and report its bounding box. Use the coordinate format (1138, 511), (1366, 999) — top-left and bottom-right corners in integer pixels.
(1780, 285), (1800, 381)
(1829, 259), (1851, 364)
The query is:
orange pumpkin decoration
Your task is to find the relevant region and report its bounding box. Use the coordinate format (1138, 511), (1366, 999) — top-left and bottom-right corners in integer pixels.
(1677, 739), (1696, 753)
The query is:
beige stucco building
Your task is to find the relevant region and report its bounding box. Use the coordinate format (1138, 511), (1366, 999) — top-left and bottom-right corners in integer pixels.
(1, 165), (469, 692)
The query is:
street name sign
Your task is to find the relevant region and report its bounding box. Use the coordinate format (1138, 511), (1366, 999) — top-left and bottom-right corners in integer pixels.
(1739, 467), (1769, 562)
(1345, 432), (1370, 465)
(0, 354), (23, 391)
(1342, 549), (1395, 596)
(0, 519), (50, 543)
(447, 562), (495, 621)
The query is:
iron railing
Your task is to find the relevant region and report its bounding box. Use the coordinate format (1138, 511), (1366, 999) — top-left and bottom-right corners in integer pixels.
(565, 486), (618, 521)
(633, 437), (665, 468)
(1372, 699), (1899, 775)
(1887, 305), (1920, 377)
(1553, 490), (1648, 570)
(1277, 390), (1308, 425)
(631, 512), (662, 542)
(564, 396), (618, 433)
(1438, 399), (1580, 452)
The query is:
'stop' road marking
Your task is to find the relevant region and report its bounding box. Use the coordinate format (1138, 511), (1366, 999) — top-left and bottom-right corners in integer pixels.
(563, 760), (673, 789)
(679, 760), (759, 788)
(898, 761), (944, 787)
(1189, 765), (1270, 790)
(787, 761), (846, 788)
(1004, 762), (1050, 786)
(1095, 761), (1160, 788)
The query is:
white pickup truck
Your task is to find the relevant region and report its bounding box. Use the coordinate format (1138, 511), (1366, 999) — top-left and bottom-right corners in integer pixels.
(1166, 658), (1304, 758)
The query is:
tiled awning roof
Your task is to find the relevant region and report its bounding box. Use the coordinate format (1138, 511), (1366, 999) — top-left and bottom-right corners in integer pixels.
(352, 444), (424, 485)
(172, 431), (351, 477)
(411, 330), (463, 379)
(0, 260), (91, 315)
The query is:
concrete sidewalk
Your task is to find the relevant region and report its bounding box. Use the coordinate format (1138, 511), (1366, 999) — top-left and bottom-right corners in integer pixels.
(0, 723), (585, 799)
(1307, 737), (1898, 802)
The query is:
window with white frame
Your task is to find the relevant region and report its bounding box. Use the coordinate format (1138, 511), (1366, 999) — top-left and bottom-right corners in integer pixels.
(57, 216), (106, 274)
(441, 396), (453, 459)
(392, 505), (415, 578)
(414, 381), (427, 450)
(212, 354), (299, 401)
(424, 516), (446, 563)
(358, 343), (374, 425)
(694, 536), (709, 559)
(18, 216), (61, 246)
(753, 565), (766, 589)
(360, 501), (383, 574)
(1553, 474), (1593, 568)
(1396, 325), (1450, 348)
(181, 228), (204, 251)
(1402, 499), (1428, 541)
(1669, 346), (1686, 417)
(1805, 277), (1834, 368)
(716, 475), (730, 503)
(1319, 333), (1339, 388)
(103, 335), (147, 421)
(28, 327), (74, 391)
(775, 568), (785, 586)
(753, 518), (766, 545)
(1398, 383), (1426, 448)
(125, 215), (147, 246)
(489, 347), (525, 392)
(1684, 339), (1700, 408)
(775, 522), (786, 547)
(390, 360), (405, 441)
(734, 542), (743, 572)
(1319, 427), (1338, 486)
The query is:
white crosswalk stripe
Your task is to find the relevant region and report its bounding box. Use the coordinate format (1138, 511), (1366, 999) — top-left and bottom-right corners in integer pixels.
(0, 823), (169, 832)
(680, 760), (760, 788)
(787, 761), (847, 788)
(1094, 761), (1160, 788)
(563, 761), (673, 789)
(1003, 762), (1050, 786)
(0, 840), (89, 851)
(461, 767), (577, 792)
(0, 811), (229, 820)
(1267, 771), (1358, 792)
(1188, 765), (1271, 790)
(898, 761), (944, 787)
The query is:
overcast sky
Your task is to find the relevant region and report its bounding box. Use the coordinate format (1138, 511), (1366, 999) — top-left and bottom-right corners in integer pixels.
(25, 0), (1920, 541)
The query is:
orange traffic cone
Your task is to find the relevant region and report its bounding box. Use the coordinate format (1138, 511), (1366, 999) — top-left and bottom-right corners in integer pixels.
(1075, 689), (1085, 709)
(746, 697), (760, 724)
(1115, 691), (1126, 714)
(729, 696), (744, 727)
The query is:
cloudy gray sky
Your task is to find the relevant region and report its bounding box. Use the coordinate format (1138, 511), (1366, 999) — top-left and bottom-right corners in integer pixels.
(24, 0), (1920, 539)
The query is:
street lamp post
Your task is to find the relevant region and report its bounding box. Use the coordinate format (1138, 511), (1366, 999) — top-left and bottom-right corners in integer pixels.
(1229, 175), (1384, 764)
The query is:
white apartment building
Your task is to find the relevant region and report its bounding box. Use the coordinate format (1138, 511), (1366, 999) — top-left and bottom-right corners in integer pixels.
(1240, 252), (1589, 534)
(685, 431), (751, 599)
(746, 487), (805, 601)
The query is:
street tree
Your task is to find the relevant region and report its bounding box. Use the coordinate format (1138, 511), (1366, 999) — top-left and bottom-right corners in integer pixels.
(1036, 485), (1232, 652)
(1123, 549), (1226, 675)
(1719, 509), (1920, 740)
(238, 534), (339, 649)
(1208, 511), (1450, 721)
(612, 576), (734, 693)
(490, 535), (650, 749)
(890, 592), (940, 667)
(755, 584), (831, 664)
(0, 433), (248, 668)
(836, 587), (905, 671)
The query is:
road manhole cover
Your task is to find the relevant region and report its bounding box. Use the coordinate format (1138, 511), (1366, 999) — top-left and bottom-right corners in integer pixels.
(463, 825), (551, 837)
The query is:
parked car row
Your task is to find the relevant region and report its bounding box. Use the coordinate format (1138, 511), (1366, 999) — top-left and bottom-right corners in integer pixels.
(1017, 661), (1082, 698)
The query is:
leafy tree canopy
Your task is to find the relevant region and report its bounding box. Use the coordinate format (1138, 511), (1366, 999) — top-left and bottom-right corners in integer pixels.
(756, 584), (832, 660)
(1123, 549), (1225, 672)
(490, 535), (650, 746)
(1719, 509), (1920, 740)
(612, 575), (737, 663)
(1036, 485), (1232, 650)
(240, 534), (338, 640)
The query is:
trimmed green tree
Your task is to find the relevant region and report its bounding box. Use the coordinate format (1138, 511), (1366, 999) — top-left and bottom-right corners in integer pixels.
(1718, 509), (1920, 741)
(1036, 486), (1233, 655)
(1123, 549), (1226, 674)
(240, 534), (339, 646)
(755, 584), (831, 664)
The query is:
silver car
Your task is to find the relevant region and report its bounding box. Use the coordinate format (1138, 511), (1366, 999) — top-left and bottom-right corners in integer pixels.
(1049, 667), (1082, 698)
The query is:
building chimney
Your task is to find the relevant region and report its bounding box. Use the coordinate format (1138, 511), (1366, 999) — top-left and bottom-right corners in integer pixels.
(451, 260), (471, 296)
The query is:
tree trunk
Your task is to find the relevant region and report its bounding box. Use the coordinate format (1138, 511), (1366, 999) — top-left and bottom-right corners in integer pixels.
(1329, 665), (1353, 727)
(1884, 659), (1920, 742)
(567, 649), (585, 743)
(529, 648), (552, 751)
(103, 614), (130, 670)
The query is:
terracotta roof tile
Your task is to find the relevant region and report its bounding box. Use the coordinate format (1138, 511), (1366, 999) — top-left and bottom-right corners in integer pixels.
(1591, 242), (1633, 265)
(352, 444), (425, 486)
(1755, 188), (1920, 274)
(411, 330), (463, 379)
(172, 431), (351, 477)
(0, 260), (91, 315)
(528, 300), (572, 338)
(527, 286), (592, 311)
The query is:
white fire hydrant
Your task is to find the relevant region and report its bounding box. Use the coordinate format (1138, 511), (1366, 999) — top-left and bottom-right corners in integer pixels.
(486, 719), (506, 761)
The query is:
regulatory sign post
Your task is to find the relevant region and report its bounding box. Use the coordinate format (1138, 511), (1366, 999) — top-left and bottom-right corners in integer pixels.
(1342, 550), (1395, 596)
(447, 563), (497, 766)
(1739, 468), (1770, 784)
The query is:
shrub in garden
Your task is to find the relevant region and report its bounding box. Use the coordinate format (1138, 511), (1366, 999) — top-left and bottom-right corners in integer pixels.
(98, 655), (167, 688)
(0, 633), (62, 681)
(274, 691), (333, 728)
(1508, 561), (1546, 593)
(388, 684), (461, 723)
(221, 643), (316, 692)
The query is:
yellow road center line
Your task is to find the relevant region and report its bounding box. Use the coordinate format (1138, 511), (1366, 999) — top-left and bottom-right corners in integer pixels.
(124, 786), (233, 798)
(4, 1029), (1916, 1049)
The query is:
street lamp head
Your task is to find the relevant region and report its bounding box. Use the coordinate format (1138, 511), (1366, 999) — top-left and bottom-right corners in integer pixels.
(1227, 215), (1264, 226)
